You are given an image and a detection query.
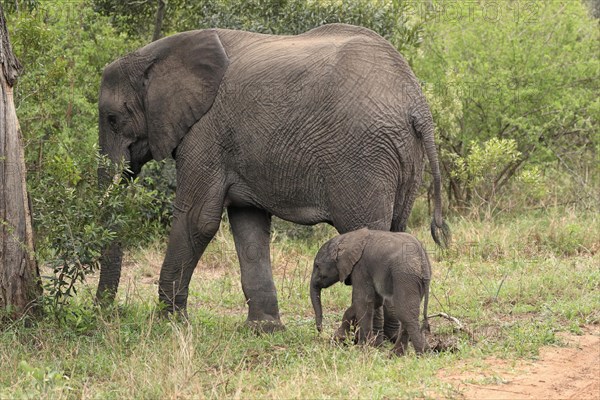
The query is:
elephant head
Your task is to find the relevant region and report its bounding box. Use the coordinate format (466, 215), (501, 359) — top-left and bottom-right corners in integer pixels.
(95, 30), (229, 302)
(310, 228), (370, 332)
(98, 29), (229, 178)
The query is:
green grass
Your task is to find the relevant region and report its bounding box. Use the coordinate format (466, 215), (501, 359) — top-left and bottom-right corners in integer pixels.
(1, 205), (598, 399)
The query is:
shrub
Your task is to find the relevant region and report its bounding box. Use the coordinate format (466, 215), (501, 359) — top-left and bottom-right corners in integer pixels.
(33, 154), (165, 307)
(95, 0), (424, 53)
(413, 0), (599, 210)
(7, 2), (162, 307)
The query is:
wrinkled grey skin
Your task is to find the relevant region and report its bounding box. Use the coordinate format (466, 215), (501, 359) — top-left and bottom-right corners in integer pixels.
(310, 228), (431, 355)
(97, 23), (448, 330)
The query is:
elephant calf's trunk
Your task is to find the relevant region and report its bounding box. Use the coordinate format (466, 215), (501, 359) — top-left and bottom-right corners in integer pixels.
(310, 283), (323, 332)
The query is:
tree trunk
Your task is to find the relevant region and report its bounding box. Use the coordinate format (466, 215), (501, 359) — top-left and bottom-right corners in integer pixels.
(152, 0), (165, 42)
(0, 4), (42, 319)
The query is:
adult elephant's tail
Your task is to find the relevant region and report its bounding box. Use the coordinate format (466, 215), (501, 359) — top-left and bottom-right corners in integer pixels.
(413, 103), (451, 248)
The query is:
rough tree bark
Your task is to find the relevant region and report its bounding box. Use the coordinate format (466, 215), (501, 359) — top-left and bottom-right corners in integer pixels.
(0, 4), (41, 318)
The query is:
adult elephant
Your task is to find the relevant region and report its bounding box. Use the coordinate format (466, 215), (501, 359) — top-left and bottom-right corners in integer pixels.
(97, 23), (449, 331)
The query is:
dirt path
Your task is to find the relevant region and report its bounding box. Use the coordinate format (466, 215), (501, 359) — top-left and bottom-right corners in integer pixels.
(438, 326), (600, 399)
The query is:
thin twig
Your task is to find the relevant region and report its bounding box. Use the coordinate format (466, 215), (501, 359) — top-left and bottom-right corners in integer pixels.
(494, 273), (509, 301)
(428, 312), (464, 329)
(428, 312), (477, 343)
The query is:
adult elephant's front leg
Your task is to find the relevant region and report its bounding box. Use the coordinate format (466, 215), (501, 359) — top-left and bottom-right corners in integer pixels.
(158, 209), (221, 314)
(228, 206), (283, 332)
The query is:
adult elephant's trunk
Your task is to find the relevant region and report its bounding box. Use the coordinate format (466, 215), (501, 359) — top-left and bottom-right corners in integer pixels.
(96, 240), (123, 305)
(95, 165), (124, 306)
(414, 103), (451, 248)
(310, 283), (323, 332)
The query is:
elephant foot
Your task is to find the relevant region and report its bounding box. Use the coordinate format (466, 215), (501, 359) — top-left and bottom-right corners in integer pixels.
(384, 330), (400, 344)
(95, 286), (118, 309)
(373, 333), (387, 347)
(333, 316), (355, 343)
(157, 294), (190, 321)
(245, 318), (286, 334)
(391, 348), (405, 357)
(355, 331), (381, 347)
(244, 291), (283, 334)
(94, 292), (116, 310)
(391, 343), (407, 357)
(332, 327), (351, 343)
(366, 333), (382, 347)
(332, 331), (346, 342)
(157, 304), (189, 322)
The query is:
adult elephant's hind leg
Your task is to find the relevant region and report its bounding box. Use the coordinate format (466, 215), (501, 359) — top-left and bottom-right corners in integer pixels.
(228, 206), (283, 333)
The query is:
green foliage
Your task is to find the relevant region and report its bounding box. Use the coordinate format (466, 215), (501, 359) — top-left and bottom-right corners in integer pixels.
(5, 2), (165, 307)
(34, 155), (165, 308)
(137, 159), (176, 228)
(9, 2), (138, 166)
(192, 0), (422, 53)
(450, 137), (524, 203)
(414, 0), (599, 209)
(95, 0), (424, 53)
(0, 0), (38, 13)
(15, 360), (71, 398)
(93, 0), (184, 41)
(188, 0), (420, 47)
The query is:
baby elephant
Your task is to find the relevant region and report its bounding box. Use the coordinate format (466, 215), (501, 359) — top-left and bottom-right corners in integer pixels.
(310, 228), (431, 355)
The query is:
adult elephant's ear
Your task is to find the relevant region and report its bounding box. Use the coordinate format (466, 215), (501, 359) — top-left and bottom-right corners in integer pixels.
(335, 228), (370, 284)
(143, 30), (229, 161)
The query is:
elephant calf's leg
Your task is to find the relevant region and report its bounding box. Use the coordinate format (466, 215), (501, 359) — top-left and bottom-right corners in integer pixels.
(333, 305), (356, 342)
(228, 206), (283, 332)
(393, 293), (429, 356)
(392, 328), (409, 356)
(373, 300), (400, 344)
(352, 289), (378, 346)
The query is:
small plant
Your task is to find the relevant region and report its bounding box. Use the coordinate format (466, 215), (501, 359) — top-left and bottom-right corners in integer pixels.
(34, 154), (168, 311)
(16, 361), (71, 397)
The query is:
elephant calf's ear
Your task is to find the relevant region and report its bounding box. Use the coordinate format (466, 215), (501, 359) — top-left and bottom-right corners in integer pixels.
(144, 30), (229, 160)
(336, 228), (370, 283)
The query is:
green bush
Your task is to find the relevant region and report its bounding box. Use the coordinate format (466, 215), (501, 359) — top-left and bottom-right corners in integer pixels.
(413, 0), (599, 210)
(33, 155), (165, 307)
(6, 2), (163, 307)
(184, 0), (422, 53)
(95, 0), (424, 53)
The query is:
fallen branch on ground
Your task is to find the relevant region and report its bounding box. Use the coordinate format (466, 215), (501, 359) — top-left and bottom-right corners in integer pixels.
(428, 312), (477, 343)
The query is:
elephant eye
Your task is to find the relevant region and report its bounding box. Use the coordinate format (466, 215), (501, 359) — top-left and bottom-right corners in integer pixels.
(107, 115), (118, 131)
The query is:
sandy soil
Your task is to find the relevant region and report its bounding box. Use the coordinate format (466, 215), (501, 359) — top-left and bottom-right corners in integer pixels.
(438, 325), (600, 399)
